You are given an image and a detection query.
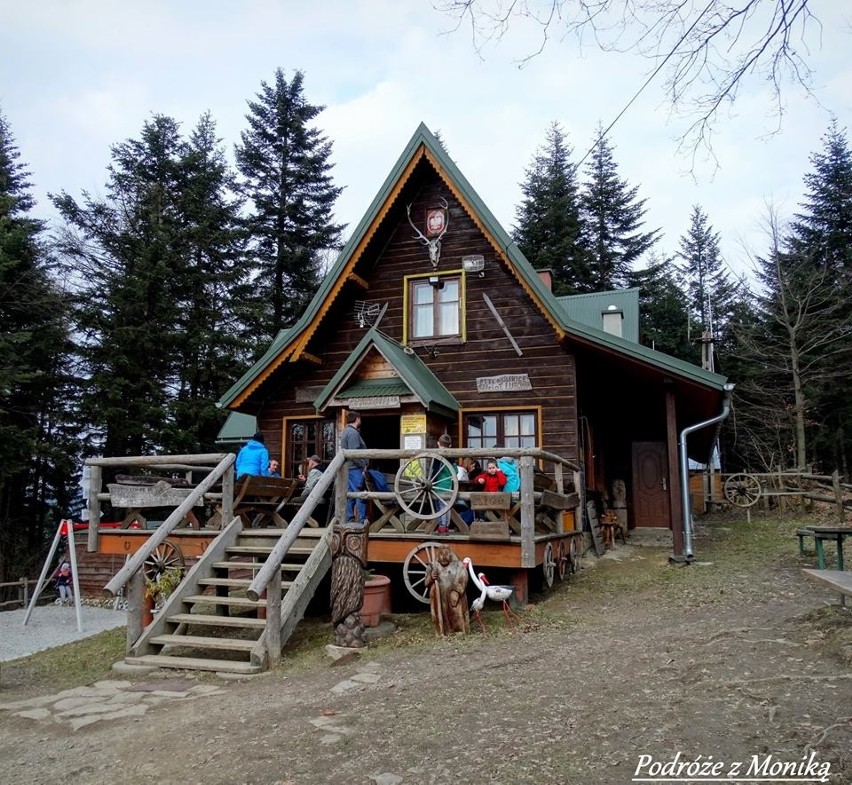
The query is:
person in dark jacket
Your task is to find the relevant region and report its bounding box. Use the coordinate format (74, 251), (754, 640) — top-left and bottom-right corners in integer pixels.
(236, 432), (270, 479)
(339, 410), (368, 524)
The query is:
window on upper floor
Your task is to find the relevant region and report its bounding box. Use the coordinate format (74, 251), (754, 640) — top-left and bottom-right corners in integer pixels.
(464, 410), (538, 449)
(405, 273), (463, 344)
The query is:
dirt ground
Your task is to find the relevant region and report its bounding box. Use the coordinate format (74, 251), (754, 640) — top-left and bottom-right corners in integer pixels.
(1, 514), (851, 785)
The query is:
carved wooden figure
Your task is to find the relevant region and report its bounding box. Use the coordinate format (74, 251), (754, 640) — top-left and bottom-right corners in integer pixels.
(330, 523), (369, 648)
(424, 545), (470, 635)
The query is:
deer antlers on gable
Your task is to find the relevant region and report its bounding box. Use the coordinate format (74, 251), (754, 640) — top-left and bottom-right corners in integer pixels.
(406, 197), (449, 268)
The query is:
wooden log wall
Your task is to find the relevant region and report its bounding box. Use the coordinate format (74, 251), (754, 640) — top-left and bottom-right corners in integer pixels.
(257, 169), (578, 468)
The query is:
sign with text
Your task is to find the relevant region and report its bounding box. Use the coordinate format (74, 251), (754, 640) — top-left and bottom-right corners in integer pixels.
(475, 374), (532, 393)
(401, 414), (427, 434)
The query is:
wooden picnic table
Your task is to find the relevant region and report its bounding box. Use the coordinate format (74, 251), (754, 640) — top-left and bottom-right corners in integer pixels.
(796, 525), (852, 570)
(801, 568), (852, 606)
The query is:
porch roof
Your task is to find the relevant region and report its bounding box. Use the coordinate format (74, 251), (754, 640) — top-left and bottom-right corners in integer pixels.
(313, 327), (459, 418)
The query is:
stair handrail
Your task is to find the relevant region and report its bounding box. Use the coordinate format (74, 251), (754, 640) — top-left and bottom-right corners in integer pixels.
(104, 452), (236, 597)
(246, 451), (345, 602)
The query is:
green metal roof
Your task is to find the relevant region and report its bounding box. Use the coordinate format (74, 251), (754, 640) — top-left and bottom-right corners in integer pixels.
(556, 288), (640, 343)
(313, 327), (459, 418)
(338, 379), (411, 398)
(215, 411), (257, 444)
(218, 122), (728, 410)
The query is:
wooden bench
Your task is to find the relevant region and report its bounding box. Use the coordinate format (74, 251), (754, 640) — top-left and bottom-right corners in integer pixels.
(796, 526), (851, 570)
(233, 476), (300, 528)
(801, 568), (852, 607)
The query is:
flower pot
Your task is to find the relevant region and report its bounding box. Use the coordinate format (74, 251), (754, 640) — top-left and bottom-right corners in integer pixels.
(142, 593), (155, 627)
(360, 575), (391, 627)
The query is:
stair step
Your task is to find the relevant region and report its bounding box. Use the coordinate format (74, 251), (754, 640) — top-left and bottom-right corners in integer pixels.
(168, 613), (266, 629)
(183, 594), (266, 608)
(198, 577), (294, 589)
(125, 655), (261, 675)
(211, 560), (306, 570)
(150, 634), (257, 651)
(239, 527), (327, 538)
(226, 545), (314, 556)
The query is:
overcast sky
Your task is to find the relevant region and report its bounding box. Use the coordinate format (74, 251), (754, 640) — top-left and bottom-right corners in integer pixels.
(2, 1), (850, 283)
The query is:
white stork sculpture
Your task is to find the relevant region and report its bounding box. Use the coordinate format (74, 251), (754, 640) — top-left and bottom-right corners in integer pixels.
(462, 557), (522, 631)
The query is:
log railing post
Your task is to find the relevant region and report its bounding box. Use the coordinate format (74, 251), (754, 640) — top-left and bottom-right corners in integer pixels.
(833, 470), (844, 522)
(519, 456), (536, 568)
(87, 464), (102, 553)
(126, 568), (146, 653)
(265, 567), (282, 668)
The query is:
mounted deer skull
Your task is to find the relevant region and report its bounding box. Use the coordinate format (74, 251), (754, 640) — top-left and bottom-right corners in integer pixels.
(406, 197), (449, 268)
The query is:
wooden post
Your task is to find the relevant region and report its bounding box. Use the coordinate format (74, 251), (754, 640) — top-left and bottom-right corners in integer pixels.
(87, 464), (102, 553)
(335, 460), (348, 525)
(21, 577), (28, 608)
(221, 463), (234, 524)
(126, 568), (146, 653)
(265, 570), (282, 668)
(554, 462), (564, 494)
(665, 386), (684, 557)
(833, 470), (844, 522)
(519, 456), (535, 568)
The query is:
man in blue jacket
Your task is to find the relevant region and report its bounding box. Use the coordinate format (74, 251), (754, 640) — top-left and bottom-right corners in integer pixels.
(236, 432), (270, 479)
(339, 410), (368, 524)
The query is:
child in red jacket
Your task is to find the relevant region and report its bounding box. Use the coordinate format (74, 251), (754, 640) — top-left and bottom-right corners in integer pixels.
(476, 460), (507, 492)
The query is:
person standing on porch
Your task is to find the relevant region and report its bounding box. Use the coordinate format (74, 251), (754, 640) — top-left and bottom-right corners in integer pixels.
(340, 410), (369, 525)
(236, 432), (270, 479)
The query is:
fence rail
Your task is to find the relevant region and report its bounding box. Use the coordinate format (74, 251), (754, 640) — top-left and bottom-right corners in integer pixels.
(0, 578), (41, 610)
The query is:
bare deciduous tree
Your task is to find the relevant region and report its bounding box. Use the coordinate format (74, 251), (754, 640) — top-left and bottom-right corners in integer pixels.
(436, 1), (820, 155)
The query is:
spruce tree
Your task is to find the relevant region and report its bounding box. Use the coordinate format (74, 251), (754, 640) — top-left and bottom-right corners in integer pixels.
(235, 69), (344, 340)
(166, 113), (252, 452)
(53, 116), (189, 457)
(579, 130), (659, 291)
(0, 109), (76, 579)
(676, 205), (738, 370)
(784, 122), (852, 470)
(626, 254), (698, 363)
(513, 122), (586, 294)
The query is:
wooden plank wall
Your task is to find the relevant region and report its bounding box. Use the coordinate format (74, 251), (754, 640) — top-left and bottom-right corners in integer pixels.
(258, 171), (578, 468)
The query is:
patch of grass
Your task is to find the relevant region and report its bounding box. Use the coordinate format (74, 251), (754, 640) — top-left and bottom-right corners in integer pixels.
(1, 628), (126, 698)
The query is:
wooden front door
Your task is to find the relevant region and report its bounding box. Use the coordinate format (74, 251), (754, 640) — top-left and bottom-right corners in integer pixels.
(632, 441), (671, 527)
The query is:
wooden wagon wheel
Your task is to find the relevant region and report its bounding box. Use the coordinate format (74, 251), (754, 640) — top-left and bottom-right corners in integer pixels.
(541, 541), (556, 589)
(143, 540), (185, 582)
(394, 454), (459, 521)
(402, 541), (444, 604)
(724, 473), (762, 508)
(554, 539), (568, 582)
(567, 535), (580, 574)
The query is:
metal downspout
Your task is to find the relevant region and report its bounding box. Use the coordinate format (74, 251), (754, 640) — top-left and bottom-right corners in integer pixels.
(679, 384), (735, 560)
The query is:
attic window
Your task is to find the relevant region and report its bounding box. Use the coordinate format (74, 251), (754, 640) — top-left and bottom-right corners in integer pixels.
(405, 273), (464, 344)
(602, 306), (624, 338)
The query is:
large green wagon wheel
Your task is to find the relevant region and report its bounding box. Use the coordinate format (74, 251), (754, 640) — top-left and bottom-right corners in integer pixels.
(394, 454), (458, 520)
(402, 541), (443, 604)
(724, 473), (762, 508)
(143, 540), (185, 582)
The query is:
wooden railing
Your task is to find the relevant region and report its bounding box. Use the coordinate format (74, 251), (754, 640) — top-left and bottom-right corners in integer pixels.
(0, 578), (40, 610)
(336, 447), (583, 569)
(84, 452), (233, 552)
(102, 453), (235, 597)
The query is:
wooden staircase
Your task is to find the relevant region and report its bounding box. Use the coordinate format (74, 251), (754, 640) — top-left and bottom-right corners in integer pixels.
(124, 517), (332, 674)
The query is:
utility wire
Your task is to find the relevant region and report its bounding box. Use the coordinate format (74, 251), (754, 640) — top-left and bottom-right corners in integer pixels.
(576, 0), (715, 167)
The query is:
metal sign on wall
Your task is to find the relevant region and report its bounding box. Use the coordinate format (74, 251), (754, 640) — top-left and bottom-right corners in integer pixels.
(475, 374), (532, 393)
(350, 396), (401, 410)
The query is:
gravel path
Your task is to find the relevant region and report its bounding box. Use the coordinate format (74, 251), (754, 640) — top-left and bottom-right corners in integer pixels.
(0, 604), (126, 662)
